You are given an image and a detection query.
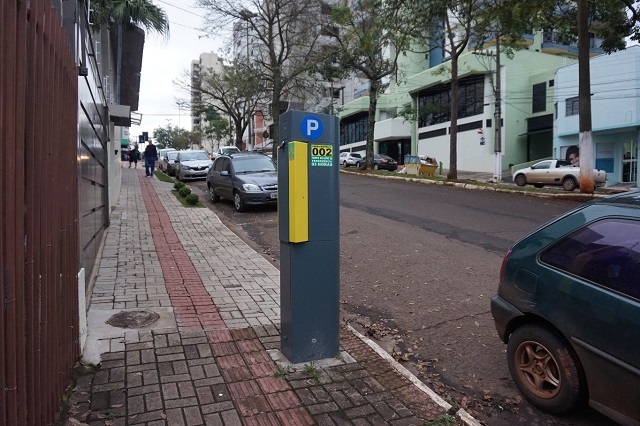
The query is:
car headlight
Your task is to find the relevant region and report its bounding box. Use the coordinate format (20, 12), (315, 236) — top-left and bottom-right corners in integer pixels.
(242, 183), (261, 192)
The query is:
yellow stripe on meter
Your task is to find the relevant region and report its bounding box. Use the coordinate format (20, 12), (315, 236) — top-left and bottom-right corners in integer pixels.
(288, 141), (309, 242)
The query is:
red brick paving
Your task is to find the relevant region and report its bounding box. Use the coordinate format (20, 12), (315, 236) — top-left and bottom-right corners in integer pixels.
(140, 173), (226, 331)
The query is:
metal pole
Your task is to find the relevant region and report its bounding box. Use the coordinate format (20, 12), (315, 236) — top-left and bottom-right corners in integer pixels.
(494, 36), (502, 182)
(246, 22), (253, 150)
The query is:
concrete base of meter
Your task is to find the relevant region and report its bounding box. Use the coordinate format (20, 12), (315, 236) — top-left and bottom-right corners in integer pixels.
(280, 240), (340, 364)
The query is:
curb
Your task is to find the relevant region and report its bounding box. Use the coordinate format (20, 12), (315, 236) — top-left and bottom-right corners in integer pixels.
(347, 325), (482, 426)
(339, 169), (620, 199)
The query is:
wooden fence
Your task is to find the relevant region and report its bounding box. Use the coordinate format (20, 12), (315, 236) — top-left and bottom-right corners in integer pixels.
(1, 1), (80, 424)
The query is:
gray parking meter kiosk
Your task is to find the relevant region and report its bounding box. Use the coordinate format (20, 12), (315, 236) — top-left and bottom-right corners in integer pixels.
(278, 111), (340, 363)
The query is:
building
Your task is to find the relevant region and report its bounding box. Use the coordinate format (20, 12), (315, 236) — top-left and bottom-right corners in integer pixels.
(337, 30), (605, 175)
(554, 45), (640, 187)
(191, 52), (227, 151)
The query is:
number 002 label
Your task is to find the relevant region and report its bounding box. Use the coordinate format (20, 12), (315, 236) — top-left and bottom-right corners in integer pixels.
(310, 144), (333, 167)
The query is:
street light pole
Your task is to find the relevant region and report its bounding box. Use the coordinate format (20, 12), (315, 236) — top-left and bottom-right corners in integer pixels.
(493, 36), (502, 182)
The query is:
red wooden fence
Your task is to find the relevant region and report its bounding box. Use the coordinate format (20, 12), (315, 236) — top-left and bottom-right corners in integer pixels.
(1, 1), (80, 424)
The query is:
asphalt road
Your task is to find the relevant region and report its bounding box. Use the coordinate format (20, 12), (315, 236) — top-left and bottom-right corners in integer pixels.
(188, 172), (615, 426)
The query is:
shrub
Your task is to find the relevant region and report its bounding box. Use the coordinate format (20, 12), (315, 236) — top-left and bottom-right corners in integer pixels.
(179, 187), (191, 197)
(185, 194), (199, 205)
(174, 182), (185, 190)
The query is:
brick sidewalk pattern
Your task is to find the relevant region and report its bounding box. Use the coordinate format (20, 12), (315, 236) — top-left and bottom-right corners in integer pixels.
(64, 169), (469, 426)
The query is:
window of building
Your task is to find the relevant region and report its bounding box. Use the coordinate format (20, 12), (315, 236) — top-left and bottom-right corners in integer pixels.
(340, 114), (368, 146)
(532, 82), (546, 113)
(540, 218), (640, 300)
(417, 75), (484, 127)
(566, 96), (579, 116)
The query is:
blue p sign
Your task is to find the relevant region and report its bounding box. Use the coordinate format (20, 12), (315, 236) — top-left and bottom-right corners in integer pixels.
(301, 116), (323, 140)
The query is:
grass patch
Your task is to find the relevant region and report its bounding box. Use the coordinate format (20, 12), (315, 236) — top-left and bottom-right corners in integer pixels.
(302, 363), (321, 381)
(172, 190), (204, 207)
(155, 170), (174, 183)
(273, 364), (293, 379)
(424, 414), (457, 426)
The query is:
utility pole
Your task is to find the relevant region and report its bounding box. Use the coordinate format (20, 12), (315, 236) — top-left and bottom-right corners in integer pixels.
(473, 37), (502, 182)
(493, 36), (502, 182)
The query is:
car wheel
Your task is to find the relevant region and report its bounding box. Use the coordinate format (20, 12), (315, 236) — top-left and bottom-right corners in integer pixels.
(562, 177), (578, 191)
(514, 174), (527, 187)
(374, 164), (379, 170)
(356, 161), (361, 168)
(507, 325), (586, 414)
(343, 161), (348, 167)
(533, 184), (545, 188)
(233, 192), (246, 212)
(208, 185), (220, 203)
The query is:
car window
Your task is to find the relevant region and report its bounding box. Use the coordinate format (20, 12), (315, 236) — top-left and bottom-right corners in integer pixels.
(532, 161), (552, 170)
(352, 153), (362, 158)
(180, 151), (210, 161)
(556, 160), (571, 167)
(222, 158), (231, 172)
(540, 218), (640, 299)
(213, 158), (224, 172)
(221, 147), (241, 154)
(168, 152), (179, 160)
(232, 156), (276, 174)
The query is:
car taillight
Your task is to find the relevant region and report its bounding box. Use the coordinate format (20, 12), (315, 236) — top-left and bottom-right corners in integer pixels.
(381, 160), (387, 163)
(499, 249), (511, 283)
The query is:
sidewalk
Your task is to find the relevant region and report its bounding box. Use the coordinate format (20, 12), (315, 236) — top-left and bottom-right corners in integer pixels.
(65, 168), (479, 426)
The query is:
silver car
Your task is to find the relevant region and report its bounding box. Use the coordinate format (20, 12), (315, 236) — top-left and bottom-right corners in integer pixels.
(175, 150), (213, 181)
(339, 151), (363, 167)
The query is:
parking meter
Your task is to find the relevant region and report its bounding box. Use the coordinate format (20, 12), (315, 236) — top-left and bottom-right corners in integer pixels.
(278, 111), (340, 363)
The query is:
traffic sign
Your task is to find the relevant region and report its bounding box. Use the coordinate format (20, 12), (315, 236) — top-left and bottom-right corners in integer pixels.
(301, 116), (323, 140)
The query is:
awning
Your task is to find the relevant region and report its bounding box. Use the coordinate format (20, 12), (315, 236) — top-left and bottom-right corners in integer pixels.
(109, 104), (131, 127)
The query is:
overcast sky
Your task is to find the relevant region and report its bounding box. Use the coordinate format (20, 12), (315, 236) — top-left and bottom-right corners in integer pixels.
(129, 1), (224, 141)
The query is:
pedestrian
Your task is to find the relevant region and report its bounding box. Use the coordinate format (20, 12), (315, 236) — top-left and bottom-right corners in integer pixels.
(132, 147), (140, 168)
(128, 148), (134, 168)
(144, 139), (159, 177)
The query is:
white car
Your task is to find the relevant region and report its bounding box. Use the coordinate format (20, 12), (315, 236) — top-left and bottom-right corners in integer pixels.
(213, 146), (241, 158)
(175, 150), (213, 181)
(339, 151), (363, 167)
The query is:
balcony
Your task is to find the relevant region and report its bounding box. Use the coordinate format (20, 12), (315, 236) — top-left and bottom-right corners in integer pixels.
(541, 31), (604, 57)
(374, 117), (411, 142)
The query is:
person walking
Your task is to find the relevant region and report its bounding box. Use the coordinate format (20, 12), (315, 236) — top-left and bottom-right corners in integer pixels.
(132, 146), (140, 168)
(127, 148), (134, 168)
(144, 140), (159, 177)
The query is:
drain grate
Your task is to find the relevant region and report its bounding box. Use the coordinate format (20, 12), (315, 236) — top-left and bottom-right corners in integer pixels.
(106, 310), (160, 329)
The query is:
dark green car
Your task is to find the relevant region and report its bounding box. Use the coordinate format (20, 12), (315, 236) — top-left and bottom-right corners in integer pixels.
(491, 192), (640, 425)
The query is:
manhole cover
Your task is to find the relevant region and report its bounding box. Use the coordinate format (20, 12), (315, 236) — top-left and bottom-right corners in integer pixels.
(106, 310), (160, 329)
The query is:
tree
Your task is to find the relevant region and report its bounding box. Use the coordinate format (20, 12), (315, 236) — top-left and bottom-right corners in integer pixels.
(179, 62), (265, 149)
(324, 0), (416, 170)
(152, 124), (197, 150)
(202, 109), (232, 150)
(91, 0), (170, 34)
(198, 0), (330, 160)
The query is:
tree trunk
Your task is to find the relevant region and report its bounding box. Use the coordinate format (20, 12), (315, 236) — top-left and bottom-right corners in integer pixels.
(365, 79), (380, 169)
(271, 79), (282, 163)
(447, 55), (459, 180)
(577, 0), (595, 193)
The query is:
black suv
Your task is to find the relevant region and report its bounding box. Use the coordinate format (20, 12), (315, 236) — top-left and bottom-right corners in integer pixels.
(206, 152), (278, 212)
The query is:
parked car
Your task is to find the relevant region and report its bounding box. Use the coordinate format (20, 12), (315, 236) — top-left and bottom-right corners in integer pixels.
(373, 154), (398, 171)
(213, 146), (241, 159)
(339, 151), (363, 167)
(513, 159), (607, 191)
(160, 151), (180, 176)
(175, 150), (213, 181)
(206, 152), (277, 212)
(158, 148), (177, 163)
(491, 192), (640, 424)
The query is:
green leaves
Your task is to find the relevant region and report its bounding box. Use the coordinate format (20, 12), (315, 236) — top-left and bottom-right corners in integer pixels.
(91, 0), (169, 35)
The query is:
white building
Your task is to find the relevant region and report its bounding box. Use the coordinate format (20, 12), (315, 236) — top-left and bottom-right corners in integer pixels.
(554, 46), (640, 187)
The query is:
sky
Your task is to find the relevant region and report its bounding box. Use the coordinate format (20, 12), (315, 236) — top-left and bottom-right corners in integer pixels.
(128, 1), (224, 142)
